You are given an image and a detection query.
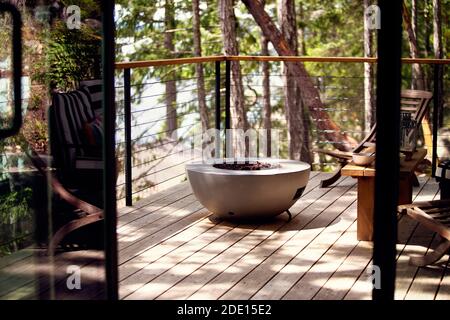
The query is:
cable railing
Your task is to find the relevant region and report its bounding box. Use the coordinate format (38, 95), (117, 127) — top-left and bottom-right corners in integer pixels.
(114, 55), (449, 207)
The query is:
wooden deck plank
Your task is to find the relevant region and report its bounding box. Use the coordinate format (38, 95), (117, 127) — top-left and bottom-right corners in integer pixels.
(121, 172), (326, 299)
(117, 172), (446, 301)
(222, 187), (357, 300)
(399, 177), (447, 300)
(118, 187), (193, 228)
(118, 181), (190, 217)
(313, 240), (372, 300)
(0, 187), (198, 299)
(404, 233), (448, 300)
(251, 199), (357, 300)
(343, 176), (439, 300)
(0, 249), (104, 300)
(394, 180), (441, 300)
(312, 177), (430, 300)
(313, 177), (429, 300)
(118, 194), (198, 246)
(4, 171), (444, 300)
(118, 172), (322, 269)
(282, 218), (359, 300)
(118, 211), (213, 282)
(435, 258), (450, 300)
(187, 177), (356, 300)
(0, 249), (34, 271)
(125, 223), (250, 299)
(151, 174), (341, 300)
(118, 204), (209, 266)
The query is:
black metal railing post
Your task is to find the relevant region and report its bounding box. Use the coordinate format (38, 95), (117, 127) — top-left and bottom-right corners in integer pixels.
(225, 59), (231, 158)
(124, 68), (133, 206)
(432, 63), (442, 177)
(215, 61), (221, 158)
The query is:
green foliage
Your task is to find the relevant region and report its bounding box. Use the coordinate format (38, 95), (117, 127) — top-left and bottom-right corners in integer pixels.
(0, 188), (32, 225)
(0, 187), (33, 257)
(32, 21), (101, 91)
(116, 0), (448, 171)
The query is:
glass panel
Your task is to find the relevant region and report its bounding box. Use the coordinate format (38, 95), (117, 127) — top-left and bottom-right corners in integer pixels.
(0, 1), (109, 300)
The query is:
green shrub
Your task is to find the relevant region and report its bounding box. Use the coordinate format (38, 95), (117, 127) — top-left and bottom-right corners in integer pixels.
(32, 21), (101, 92)
(0, 188), (32, 225)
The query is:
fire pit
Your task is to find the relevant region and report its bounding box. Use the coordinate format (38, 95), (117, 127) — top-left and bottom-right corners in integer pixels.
(186, 159), (310, 220)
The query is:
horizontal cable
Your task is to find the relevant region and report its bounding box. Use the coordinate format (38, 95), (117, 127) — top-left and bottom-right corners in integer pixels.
(131, 172), (187, 195)
(132, 148), (192, 169)
(116, 121), (199, 146)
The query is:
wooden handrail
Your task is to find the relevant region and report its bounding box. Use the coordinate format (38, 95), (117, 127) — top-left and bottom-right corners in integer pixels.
(115, 56), (225, 69)
(227, 56), (378, 63)
(115, 55), (450, 69)
(1, 55), (448, 77)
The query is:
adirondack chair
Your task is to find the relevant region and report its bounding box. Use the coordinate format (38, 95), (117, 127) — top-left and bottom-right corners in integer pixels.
(315, 89), (433, 188)
(398, 200), (450, 266)
(28, 81), (104, 255)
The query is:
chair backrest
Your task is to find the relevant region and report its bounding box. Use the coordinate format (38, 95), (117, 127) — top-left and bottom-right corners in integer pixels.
(354, 89), (433, 153)
(400, 89), (433, 124)
(80, 79), (102, 113)
(49, 88), (99, 181)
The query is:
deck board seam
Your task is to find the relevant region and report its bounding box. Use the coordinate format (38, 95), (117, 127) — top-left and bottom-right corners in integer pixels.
(176, 175), (349, 299)
(119, 172), (329, 295)
(277, 204), (358, 300)
(186, 177), (356, 300)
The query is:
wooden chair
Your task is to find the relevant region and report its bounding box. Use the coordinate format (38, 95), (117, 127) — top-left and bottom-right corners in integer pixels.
(398, 200), (450, 266)
(315, 89), (433, 188)
(28, 82), (104, 255)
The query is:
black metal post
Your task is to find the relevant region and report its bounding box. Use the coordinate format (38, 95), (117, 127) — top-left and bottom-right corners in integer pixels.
(215, 61), (221, 158)
(124, 68), (133, 206)
(225, 59), (231, 157)
(431, 64), (442, 177)
(101, 0), (118, 301)
(372, 0), (402, 300)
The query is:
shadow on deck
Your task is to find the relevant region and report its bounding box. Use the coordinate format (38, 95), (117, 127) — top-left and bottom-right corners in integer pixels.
(0, 172), (448, 300)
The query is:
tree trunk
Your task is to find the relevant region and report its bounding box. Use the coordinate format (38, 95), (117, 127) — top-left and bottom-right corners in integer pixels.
(298, 1), (312, 161)
(403, 1), (425, 90)
(192, 0), (210, 132)
(363, 0), (375, 133)
(165, 0), (177, 139)
(242, 0), (357, 152)
(412, 0), (418, 47)
(298, 2), (307, 56)
(278, 0), (310, 162)
(260, 0), (271, 157)
(219, 0), (248, 132)
(403, 0), (433, 155)
(424, 0), (432, 58)
(433, 0), (444, 127)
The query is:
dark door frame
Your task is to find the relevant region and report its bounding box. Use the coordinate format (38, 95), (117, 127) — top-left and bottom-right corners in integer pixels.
(372, 0), (403, 300)
(102, 1), (118, 301)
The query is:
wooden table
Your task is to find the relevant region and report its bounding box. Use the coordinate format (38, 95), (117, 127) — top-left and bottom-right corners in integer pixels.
(341, 148), (427, 241)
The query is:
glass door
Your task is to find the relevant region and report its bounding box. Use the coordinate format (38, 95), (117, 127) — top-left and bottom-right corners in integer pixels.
(0, 0), (116, 300)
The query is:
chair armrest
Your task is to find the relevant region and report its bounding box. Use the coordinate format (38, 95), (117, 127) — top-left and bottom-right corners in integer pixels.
(26, 150), (102, 216)
(398, 199), (450, 214)
(312, 148), (353, 160)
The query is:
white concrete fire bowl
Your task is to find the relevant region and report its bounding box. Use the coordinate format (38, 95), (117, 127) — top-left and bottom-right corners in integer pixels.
(186, 159), (310, 220)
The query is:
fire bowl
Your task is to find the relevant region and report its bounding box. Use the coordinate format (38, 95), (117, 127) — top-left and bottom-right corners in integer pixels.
(186, 159), (310, 220)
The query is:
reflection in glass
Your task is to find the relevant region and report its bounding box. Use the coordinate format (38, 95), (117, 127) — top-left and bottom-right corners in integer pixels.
(0, 1), (106, 300)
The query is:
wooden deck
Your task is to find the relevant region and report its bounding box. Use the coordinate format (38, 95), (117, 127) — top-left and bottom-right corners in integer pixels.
(117, 172), (449, 300)
(1, 172), (449, 300)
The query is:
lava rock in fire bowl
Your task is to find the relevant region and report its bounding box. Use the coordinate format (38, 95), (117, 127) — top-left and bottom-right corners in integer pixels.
(185, 159), (310, 220)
